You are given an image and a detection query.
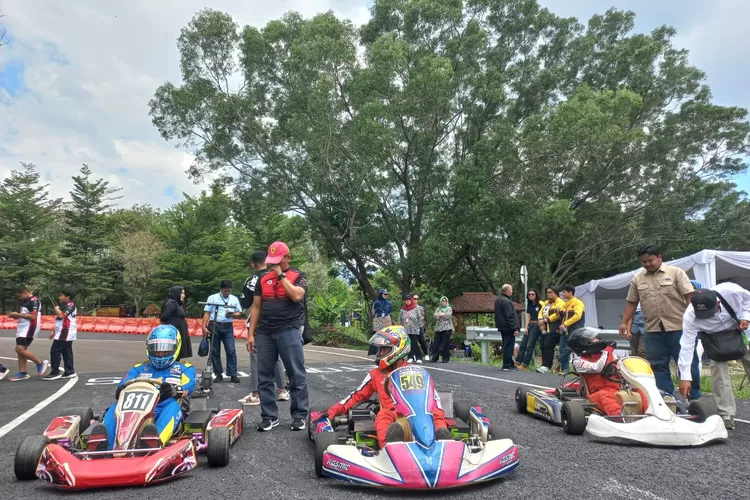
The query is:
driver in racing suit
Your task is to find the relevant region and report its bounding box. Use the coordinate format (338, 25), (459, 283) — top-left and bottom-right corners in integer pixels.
(316, 325), (451, 448)
(569, 328), (649, 417)
(92, 325), (196, 450)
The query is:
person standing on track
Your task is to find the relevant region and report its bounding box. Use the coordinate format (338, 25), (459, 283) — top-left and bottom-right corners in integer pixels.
(7, 285), (48, 381)
(239, 250), (289, 406)
(43, 285), (78, 380)
(495, 284), (520, 372)
(246, 241), (310, 431)
(202, 280), (242, 383)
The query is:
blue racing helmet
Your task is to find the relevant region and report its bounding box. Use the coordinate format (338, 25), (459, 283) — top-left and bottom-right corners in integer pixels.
(146, 325), (180, 370)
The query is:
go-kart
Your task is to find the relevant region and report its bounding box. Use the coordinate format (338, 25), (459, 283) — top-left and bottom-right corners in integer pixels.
(307, 365), (519, 489)
(14, 377), (244, 489)
(514, 356), (728, 447)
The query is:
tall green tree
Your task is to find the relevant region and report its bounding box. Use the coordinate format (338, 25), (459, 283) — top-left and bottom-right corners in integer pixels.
(58, 165), (122, 311)
(0, 163), (62, 312)
(149, 1), (750, 305)
(116, 231), (167, 317)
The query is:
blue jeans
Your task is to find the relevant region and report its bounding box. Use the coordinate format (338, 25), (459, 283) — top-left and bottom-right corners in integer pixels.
(210, 322), (237, 377)
(257, 327), (309, 420)
(558, 333), (572, 372)
(103, 398), (182, 448)
(520, 323), (543, 366)
(644, 330), (702, 399)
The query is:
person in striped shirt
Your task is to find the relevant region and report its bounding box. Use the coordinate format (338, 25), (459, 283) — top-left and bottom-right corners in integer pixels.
(6, 285), (48, 381)
(42, 285), (78, 381)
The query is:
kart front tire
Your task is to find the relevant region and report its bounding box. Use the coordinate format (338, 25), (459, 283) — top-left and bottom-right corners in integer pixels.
(487, 424), (514, 441)
(315, 432), (338, 478)
(59, 407), (94, 436)
(515, 387), (528, 414)
(688, 399), (719, 423)
(14, 435), (50, 480)
(561, 402), (586, 435)
(206, 426), (231, 467)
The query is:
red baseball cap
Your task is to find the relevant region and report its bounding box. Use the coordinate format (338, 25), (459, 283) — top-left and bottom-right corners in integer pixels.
(266, 241), (290, 264)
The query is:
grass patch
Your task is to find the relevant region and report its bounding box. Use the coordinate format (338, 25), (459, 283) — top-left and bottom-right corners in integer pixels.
(311, 326), (370, 350)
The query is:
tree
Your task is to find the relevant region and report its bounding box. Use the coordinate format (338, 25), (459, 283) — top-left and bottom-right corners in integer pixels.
(58, 165), (122, 311)
(150, 2), (750, 306)
(116, 231), (166, 316)
(0, 163), (62, 312)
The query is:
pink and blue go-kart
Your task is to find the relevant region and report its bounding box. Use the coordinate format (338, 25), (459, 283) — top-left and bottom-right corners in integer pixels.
(307, 365), (520, 490)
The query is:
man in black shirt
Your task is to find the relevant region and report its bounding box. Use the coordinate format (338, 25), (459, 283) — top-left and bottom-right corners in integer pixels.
(246, 241), (309, 432)
(238, 251), (288, 406)
(494, 284), (520, 372)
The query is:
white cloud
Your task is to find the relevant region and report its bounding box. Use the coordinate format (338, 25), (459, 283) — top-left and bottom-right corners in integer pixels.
(0, 0), (373, 209)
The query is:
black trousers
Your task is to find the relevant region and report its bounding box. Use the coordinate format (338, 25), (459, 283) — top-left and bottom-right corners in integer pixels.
(541, 332), (561, 369)
(51, 339), (75, 375)
(408, 335), (424, 360)
(431, 330), (452, 362)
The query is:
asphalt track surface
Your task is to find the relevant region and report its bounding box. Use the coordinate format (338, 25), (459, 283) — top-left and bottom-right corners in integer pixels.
(2, 330), (749, 500)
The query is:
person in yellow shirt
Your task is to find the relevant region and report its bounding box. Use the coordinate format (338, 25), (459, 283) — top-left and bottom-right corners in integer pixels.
(537, 286), (566, 374)
(555, 284), (586, 373)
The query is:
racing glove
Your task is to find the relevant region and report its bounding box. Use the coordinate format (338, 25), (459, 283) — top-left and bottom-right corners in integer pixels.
(159, 382), (178, 401)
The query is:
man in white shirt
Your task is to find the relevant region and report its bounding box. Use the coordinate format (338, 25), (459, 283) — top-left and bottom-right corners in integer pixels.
(679, 282), (750, 429)
(202, 280), (243, 383)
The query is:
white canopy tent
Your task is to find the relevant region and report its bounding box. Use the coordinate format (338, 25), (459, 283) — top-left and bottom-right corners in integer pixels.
(575, 250), (750, 329)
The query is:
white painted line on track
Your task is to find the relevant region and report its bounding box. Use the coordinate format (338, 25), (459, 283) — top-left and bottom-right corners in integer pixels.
(0, 377), (79, 440)
(305, 348), (552, 389)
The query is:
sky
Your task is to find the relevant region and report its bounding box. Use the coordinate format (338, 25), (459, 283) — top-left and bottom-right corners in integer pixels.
(0, 0), (748, 209)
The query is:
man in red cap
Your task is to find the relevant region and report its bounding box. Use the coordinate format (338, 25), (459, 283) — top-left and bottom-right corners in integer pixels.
(246, 241), (310, 431)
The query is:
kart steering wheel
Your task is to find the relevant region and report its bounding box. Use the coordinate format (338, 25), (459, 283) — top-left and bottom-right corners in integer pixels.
(603, 361), (622, 383)
(123, 377), (164, 388)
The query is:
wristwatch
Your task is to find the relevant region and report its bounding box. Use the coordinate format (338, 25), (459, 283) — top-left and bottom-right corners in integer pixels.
(279, 272), (287, 279)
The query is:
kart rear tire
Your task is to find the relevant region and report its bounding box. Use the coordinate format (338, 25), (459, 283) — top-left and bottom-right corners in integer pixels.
(515, 387), (528, 414)
(453, 400), (478, 422)
(14, 435), (50, 480)
(561, 401), (586, 435)
(58, 407), (94, 437)
(688, 399), (719, 423)
(487, 424), (514, 441)
(218, 401), (243, 411)
(308, 406), (328, 442)
(315, 432), (339, 478)
(206, 426), (231, 467)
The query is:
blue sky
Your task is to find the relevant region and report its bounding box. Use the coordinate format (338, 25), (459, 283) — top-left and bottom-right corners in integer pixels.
(0, 0), (748, 207)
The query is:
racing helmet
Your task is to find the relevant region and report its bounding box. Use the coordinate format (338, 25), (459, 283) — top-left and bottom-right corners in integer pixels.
(146, 324), (180, 369)
(567, 327), (615, 356)
(369, 325), (410, 370)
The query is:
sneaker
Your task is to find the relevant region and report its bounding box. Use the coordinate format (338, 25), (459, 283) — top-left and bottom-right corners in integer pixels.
(502, 366), (518, 372)
(62, 372), (78, 379)
(416, 359), (423, 364)
(239, 394), (260, 406)
(9, 372), (30, 381)
(278, 389), (290, 401)
(214, 375), (223, 383)
(230, 376), (241, 383)
(536, 366), (550, 374)
(257, 418), (280, 432)
(138, 423), (161, 449)
(291, 418), (305, 431)
(42, 372), (62, 381)
(721, 415), (736, 430)
(407, 359), (414, 364)
(0, 368), (7, 381)
(36, 360), (49, 377)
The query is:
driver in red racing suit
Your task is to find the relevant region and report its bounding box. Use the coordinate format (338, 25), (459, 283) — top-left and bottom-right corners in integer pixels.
(569, 328), (649, 416)
(317, 325), (451, 448)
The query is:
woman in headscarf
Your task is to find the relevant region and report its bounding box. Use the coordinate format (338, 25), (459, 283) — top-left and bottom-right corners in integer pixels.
(431, 296), (453, 363)
(399, 294), (424, 363)
(160, 285), (192, 361)
(369, 289), (393, 355)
